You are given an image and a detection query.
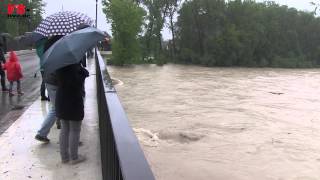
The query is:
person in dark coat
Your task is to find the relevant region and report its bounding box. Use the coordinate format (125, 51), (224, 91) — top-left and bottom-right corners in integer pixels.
(56, 63), (89, 164)
(0, 46), (8, 91)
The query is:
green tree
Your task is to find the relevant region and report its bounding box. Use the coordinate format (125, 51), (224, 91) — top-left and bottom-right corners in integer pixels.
(173, 0), (320, 68)
(102, 0), (145, 65)
(164, 0), (181, 59)
(141, 0), (168, 65)
(1, 0), (44, 36)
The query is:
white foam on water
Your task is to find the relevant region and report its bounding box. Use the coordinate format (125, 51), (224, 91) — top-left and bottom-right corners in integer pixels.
(111, 78), (123, 85)
(157, 130), (205, 144)
(133, 128), (160, 147)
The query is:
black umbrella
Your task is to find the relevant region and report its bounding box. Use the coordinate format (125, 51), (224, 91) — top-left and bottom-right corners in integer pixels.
(17, 32), (45, 46)
(34, 11), (93, 37)
(42, 27), (105, 75)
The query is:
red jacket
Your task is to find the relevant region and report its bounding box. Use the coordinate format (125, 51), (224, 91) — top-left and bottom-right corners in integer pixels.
(3, 51), (23, 81)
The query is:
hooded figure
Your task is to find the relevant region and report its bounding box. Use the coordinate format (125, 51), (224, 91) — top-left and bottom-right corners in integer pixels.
(3, 51), (23, 96)
(3, 51), (23, 81)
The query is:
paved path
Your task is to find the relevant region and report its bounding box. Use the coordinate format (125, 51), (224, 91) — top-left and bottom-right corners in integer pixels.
(0, 50), (42, 134)
(0, 58), (102, 180)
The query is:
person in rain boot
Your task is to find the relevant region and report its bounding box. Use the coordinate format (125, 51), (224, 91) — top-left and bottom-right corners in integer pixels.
(2, 51), (23, 96)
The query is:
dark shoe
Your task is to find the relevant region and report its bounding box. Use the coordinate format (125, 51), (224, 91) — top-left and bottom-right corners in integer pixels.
(2, 88), (8, 92)
(9, 92), (14, 97)
(56, 122), (61, 129)
(61, 159), (69, 164)
(35, 134), (50, 143)
(56, 119), (61, 129)
(18, 91), (24, 96)
(70, 155), (86, 165)
(41, 96), (49, 101)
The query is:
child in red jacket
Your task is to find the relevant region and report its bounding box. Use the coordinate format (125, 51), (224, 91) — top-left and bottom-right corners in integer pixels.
(2, 51), (24, 96)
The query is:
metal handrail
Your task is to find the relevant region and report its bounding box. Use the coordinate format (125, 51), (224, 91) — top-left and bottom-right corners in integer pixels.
(95, 49), (155, 180)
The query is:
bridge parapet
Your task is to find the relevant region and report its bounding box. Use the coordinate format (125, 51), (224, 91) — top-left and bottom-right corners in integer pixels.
(95, 50), (155, 180)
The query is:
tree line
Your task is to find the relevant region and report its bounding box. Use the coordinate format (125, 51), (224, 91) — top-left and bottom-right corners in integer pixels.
(103, 0), (320, 68)
(0, 0), (44, 36)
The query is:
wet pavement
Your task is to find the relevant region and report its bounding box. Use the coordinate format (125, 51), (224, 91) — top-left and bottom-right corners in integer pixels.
(0, 58), (102, 179)
(0, 50), (42, 134)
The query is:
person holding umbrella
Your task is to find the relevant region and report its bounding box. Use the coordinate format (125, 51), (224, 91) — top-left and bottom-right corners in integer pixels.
(34, 11), (93, 143)
(41, 27), (105, 164)
(56, 63), (89, 164)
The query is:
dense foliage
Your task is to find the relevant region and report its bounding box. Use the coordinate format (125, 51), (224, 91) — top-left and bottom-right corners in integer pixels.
(0, 0), (44, 36)
(104, 0), (320, 68)
(102, 0), (145, 65)
(175, 0), (320, 68)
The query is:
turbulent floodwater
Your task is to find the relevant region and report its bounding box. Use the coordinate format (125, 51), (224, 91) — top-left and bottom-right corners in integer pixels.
(108, 64), (320, 180)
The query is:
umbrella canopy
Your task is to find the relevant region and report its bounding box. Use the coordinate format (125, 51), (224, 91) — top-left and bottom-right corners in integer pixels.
(42, 27), (105, 75)
(34, 11), (93, 37)
(18, 32), (45, 46)
(29, 32), (45, 42)
(0, 33), (12, 38)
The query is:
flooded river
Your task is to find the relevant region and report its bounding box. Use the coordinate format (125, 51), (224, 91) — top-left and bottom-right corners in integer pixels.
(108, 64), (320, 180)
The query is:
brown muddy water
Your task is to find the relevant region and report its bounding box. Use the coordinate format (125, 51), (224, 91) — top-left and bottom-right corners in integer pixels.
(108, 64), (320, 180)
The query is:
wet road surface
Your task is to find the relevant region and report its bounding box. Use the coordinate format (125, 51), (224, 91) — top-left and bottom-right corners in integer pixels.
(0, 50), (41, 134)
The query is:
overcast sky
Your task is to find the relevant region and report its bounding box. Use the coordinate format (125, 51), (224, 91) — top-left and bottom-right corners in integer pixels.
(43, 0), (316, 40)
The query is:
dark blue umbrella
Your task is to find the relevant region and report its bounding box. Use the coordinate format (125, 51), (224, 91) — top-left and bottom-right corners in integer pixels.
(18, 32), (45, 46)
(30, 32), (45, 42)
(42, 27), (105, 75)
(34, 11), (93, 37)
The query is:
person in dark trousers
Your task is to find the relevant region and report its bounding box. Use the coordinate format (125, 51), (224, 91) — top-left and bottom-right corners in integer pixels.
(0, 46), (8, 91)
(35, 36), (63, 143)
(56, 63), (89, 164)
(35, 38), (50, 101)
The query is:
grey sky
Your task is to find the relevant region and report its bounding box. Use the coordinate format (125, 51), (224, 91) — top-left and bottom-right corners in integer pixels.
(258, 0), (314, 11)
(43, 0), (315, 40)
